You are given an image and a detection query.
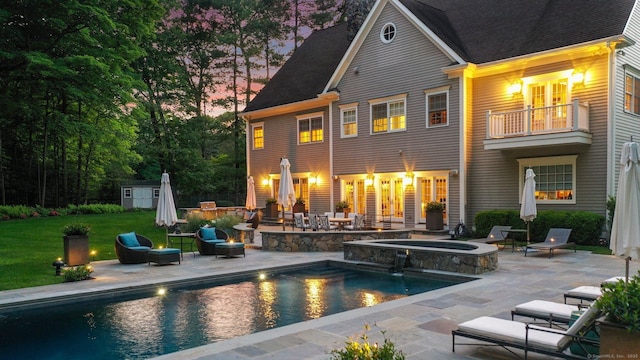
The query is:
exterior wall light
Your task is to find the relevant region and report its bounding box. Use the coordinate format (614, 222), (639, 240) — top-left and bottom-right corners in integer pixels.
(309, 175), (318, 186)
(262, 178), (270, 188)
(509, 81), (523, 96)
(365, 174), (375, 187)
(403, 172), (414, 187)
(571, 70), (585, 88)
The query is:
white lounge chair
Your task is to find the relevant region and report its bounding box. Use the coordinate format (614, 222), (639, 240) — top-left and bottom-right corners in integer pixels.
(452, 304), (601, 359)
(511, 300), (584, 324)
(564, 286), (601, 304)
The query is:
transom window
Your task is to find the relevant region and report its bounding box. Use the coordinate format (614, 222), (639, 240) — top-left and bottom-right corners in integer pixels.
(297, 113), (323, 144)
(340, 104), (358, 138)
(517, 155), (577, 204)
(369, 95), (406, 134)
(380, 23), (396, 43)
(252, 123), (264, 149)
(625, 71), (640, 115)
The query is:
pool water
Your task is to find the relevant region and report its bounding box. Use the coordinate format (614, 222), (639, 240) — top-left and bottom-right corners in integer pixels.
(0, 264), (469, 359)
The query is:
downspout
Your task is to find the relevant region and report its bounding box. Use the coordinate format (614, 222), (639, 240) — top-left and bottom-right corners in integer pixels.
(606, 42), (616, 197)
(243, 115), (251, 181)
(458, 73), (467, 226)
(329, 102), (334, 211)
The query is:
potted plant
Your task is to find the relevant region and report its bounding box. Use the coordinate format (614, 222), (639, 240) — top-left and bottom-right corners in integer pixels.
(61, 222), (91, 266)
(595, 271), (640, 356)
(265, 198), (279, 218)
(293, 198), (306, 214)
(425, 201), (444, 230)
(335, 200), (351, 217)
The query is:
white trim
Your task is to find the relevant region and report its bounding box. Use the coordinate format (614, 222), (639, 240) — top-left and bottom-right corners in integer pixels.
(369, 96), (407, 134)
(297, 113), (324, 145)
(516, 155), (578, 205)
(340, 106), (358, 138)
(323, 0), (466, 93)
(380, 22), (397, 44)
(425, 87), (450, 128)
(251, 122), (264, 150)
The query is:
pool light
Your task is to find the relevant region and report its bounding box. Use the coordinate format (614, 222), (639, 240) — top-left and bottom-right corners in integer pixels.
(259, 273), (267, 280)
(158, 288), (167, 296)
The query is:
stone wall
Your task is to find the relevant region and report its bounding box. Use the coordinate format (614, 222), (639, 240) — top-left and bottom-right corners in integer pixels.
(343, 240), (498, 274)
(260, 230), (411, 252)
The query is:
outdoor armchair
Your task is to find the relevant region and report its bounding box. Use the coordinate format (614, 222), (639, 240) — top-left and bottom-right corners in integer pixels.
(525, 228), (574, 258)
(115, 232), (153, 264)
(195, 227), (229, 255)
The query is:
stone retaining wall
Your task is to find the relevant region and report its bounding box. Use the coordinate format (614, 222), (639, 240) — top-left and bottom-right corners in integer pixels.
(260, 230), (411, 252)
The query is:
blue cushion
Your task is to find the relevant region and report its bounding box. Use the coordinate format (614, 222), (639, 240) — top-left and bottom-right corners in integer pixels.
(200, 227), (218, 240)
(204, 239), (226, 245)
(119, 232), (140, 247)
(128, 246), (151, 251)
(150, 248), (180, 255)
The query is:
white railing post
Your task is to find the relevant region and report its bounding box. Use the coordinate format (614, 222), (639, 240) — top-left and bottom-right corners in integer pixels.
(526, 105), (532, 135)
(572, 98), (579, 131)
(486, 110), (492, 138)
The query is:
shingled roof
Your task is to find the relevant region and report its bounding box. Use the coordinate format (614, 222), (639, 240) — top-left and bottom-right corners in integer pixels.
(245, 0), (634, 113)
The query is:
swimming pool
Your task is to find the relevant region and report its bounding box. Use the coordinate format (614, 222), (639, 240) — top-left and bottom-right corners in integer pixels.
(0, 262), (473, 359)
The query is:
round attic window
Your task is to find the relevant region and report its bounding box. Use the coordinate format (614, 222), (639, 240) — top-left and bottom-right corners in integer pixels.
(380, 23), (396, 43)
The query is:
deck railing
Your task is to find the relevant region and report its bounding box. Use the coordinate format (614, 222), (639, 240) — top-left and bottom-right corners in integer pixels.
(487, 99), (589, 139)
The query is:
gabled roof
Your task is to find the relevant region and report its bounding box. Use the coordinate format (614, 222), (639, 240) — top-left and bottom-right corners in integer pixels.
(244, 0), (635, 113)
(243, 22), (351, 113)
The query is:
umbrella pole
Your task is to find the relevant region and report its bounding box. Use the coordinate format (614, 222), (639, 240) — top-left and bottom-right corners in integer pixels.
(526, 221), (530, 246)
(282, 206), (285, 231)
(165, 227), (169, 248)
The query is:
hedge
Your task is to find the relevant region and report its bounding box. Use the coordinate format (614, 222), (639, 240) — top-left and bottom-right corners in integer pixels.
(474, 209), (605, 246)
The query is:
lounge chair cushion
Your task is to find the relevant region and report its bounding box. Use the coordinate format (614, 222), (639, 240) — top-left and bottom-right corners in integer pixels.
(514, 300), (579, 322)
(566, 286), (601, 300)
(127, 246), (151, 251)
(200, 227), (218, 240)
(119, 232), (140, 247)
(457, 316), (569, 349)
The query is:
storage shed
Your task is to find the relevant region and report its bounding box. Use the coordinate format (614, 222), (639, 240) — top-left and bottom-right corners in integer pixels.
(121, 180), (160, 209)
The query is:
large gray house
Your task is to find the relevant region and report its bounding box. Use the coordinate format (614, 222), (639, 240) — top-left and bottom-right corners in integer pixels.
(241, 0), (640, 229)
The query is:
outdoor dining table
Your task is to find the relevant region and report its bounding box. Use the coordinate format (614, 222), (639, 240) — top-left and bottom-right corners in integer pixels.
(329, 217), (352, 230)
(167, 232), (196, 259)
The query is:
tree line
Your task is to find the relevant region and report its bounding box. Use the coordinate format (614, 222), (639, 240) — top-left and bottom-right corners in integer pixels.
(0, 0), (344, 208)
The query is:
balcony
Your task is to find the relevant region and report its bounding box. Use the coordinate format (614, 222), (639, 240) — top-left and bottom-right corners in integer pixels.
(483, 99), (591, 150)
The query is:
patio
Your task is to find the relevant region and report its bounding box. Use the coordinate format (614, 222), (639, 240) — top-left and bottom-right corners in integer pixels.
(0, 225), (637, 359)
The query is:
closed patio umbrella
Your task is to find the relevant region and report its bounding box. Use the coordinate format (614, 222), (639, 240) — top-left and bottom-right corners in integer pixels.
(610, 141), (640, 261)
(277, 158), (296, 230)
(520, 168), (537, 247)
(245, 176), (257, 211)
(156, 172), (178, 247)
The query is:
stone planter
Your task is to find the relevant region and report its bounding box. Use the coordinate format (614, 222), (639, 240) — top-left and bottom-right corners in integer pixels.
(598, 319), (640, 357)
(426, 210), (443, 230)
(63, 235), (89, 266)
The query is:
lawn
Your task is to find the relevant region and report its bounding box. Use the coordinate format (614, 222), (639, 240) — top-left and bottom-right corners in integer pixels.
(0, 211), (166, 291)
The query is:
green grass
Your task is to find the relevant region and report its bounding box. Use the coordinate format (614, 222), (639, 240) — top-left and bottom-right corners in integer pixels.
(0, 211), (166, 291)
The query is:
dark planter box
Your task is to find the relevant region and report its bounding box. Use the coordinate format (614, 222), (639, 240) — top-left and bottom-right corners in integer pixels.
(426, 210), (443, 230)
(293, 203), (306, 214)
(63, 235), (89, 266)
(265, 203), (279, 218)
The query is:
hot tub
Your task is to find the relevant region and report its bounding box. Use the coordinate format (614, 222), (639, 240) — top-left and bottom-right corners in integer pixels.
(343, 239), (498, 274)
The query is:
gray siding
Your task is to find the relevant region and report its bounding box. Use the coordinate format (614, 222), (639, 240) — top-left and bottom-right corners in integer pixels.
(247, 107), (332, 212)
(468, 56), (611, 224)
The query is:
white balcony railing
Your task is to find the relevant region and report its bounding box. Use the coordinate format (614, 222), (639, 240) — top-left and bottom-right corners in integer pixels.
(486, 99), (589, 139)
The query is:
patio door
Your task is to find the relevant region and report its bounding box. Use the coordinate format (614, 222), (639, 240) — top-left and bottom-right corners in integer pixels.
(379, 177), (403, 222)
(419, 176), (447, 224)
(344, 179), (366, 215)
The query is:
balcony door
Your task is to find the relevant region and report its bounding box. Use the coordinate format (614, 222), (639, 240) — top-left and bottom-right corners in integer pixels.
(528, 78), (569, 131)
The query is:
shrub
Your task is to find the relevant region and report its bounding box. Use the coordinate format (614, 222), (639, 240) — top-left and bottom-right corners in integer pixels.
(63, 265), (94, 282)
(62, 223), (91, 236)
(425, 201), (444, 212)
(210, 214), (242, 232)
(474, 209), (604, 245)
(330, 324), (405, 360)
(266, 198), (277, 204)
(595, 271), (640, 333)
(182, 213), (209, 233)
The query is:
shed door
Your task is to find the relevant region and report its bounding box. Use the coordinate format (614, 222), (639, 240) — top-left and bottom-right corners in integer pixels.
(133, 188), (153, 208)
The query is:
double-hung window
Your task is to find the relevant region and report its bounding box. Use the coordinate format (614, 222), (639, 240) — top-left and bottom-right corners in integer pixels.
(517, 155), (577, 204)
(297, 112), (323, 144)
(252, 123), (264, 149)
(340, 103), (358, 138)
(625, 69), (640, 115)
(425, 86), (450, 127)
(369, 94), (407, 134)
